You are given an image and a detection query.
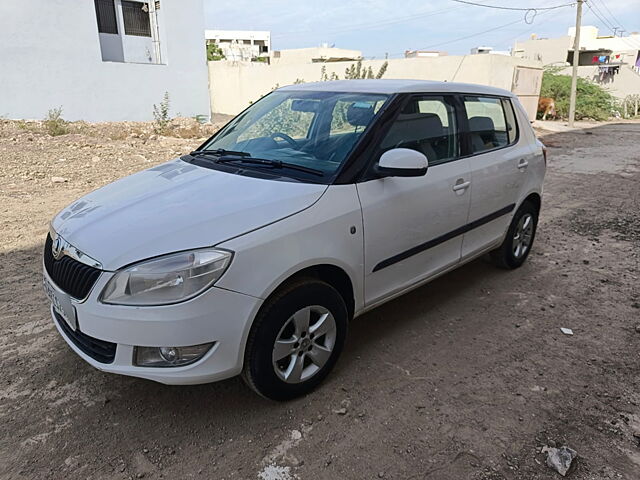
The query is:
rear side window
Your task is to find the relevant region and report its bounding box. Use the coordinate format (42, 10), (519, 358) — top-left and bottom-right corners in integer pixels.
(464, 96), (514, 153)
(380, 96), (458, 165)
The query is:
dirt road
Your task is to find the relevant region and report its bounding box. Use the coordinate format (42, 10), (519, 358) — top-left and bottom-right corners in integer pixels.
(1, 120), (639, 480)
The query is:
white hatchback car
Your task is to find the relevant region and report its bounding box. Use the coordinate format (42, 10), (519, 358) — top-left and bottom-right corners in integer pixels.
(44, 80), (546, 400)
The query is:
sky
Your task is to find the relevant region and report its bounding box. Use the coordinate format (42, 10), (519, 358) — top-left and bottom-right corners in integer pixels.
(203, 0), (639, 58)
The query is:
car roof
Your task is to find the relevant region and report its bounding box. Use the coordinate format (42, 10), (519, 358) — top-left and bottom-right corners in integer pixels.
(278, 79), (515, 97)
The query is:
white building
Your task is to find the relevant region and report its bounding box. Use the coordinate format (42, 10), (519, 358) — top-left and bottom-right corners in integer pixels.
(513, 26), (640, 100)
(404, 50), (447, 58)
(470, 46), (510, 56)
(514, 26), (640, 68)
(271, 46), (362, 64)
(205, 30), (271, 62)
(0, 0), (210, 122)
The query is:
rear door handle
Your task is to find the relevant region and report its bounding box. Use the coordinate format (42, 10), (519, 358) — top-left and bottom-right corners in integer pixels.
(452, 180), (471, 192)
(518, 159), (529, 170)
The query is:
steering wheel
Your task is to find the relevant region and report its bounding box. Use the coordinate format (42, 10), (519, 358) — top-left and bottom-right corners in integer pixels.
(270, 132), (300, 149)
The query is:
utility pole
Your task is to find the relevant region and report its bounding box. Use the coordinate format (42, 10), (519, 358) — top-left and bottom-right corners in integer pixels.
(568, 0), (583, 128)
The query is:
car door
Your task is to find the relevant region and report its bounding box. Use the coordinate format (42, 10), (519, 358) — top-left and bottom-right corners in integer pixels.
(460, 95), (532, 259)
(356, 95), (472, 307)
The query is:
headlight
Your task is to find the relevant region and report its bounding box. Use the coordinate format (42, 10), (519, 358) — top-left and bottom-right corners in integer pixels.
(100, 249), (232, 306)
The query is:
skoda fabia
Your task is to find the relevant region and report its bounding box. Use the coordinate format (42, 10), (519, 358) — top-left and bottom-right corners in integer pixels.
(44, 80), (546, 400)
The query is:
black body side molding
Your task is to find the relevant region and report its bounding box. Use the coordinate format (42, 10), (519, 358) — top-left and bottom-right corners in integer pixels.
(372, 204), (516, 272)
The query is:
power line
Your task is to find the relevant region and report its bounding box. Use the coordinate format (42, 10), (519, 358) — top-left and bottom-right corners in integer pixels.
(448, 0), (576, 24)
(366, 17), (525, 59)
(592, 0), (624, 31)
(493, 8), (555, 48)
(272, 4), (467, 39)
(585, 0), (616, 31)
(584, 1), (640, 48)
(587, 0), (640, 48)
(448, 0), (575, 11)
(421, 18), (524, 49)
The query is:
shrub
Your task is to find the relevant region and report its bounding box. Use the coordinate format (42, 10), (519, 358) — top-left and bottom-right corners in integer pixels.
(152, 92), (171, 134)
(622, 94), (640, 118)
(43, 107), (69, 136)
(344, 59), (389, 80)
(540, 70), (616, 121)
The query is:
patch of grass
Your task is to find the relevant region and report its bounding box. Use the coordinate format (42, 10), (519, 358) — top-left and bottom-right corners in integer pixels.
(43, 107), (69, 136)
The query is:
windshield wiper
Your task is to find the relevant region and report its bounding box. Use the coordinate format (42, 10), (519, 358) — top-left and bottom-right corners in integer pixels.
(216, 156), (324, 177)
(189, 148), (251, 157)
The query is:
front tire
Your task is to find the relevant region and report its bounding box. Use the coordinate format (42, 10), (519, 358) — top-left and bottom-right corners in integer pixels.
(241, 279), (348, 401)
(490, 201), (538, 269)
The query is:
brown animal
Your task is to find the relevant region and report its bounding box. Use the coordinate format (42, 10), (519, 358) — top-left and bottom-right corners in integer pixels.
(538, 97), (557, 121)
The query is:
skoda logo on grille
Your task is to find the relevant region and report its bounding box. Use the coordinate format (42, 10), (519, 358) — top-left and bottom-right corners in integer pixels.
(51, 235), (64, 260)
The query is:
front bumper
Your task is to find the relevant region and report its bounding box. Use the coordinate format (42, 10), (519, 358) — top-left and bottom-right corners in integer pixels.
(45, 267), (262, 385)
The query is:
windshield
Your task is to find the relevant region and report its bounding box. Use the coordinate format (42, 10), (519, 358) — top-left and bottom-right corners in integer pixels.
(198, 90), (390, 182)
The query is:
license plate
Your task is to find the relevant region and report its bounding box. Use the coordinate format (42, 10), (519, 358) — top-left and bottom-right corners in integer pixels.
(43, 276), (77, 331)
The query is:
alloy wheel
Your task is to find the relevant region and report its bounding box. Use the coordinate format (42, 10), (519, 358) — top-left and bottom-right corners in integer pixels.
(272, 305), (337, 384)
(512, 213), (534, 259)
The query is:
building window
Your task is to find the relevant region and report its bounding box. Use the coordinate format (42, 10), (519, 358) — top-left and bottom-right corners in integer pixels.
(94, 0), (118, 34)
(122, 1), (152, 37)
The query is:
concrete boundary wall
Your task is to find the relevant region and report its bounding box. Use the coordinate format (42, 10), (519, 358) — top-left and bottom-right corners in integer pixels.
(208, 55), (543, 119)
(557, 66), (640, 100)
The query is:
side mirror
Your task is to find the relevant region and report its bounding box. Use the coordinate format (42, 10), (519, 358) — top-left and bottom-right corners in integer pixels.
(377, 148), (428, 177)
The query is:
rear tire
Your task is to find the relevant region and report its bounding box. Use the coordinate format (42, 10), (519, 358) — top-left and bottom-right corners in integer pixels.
(241, 279), (348, 401)
(490, 201), (538, 269)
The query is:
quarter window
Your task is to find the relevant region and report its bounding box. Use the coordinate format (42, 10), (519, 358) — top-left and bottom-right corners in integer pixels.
(464, 96), (512, 153)
(122, 1), (152, 37)
(380, 96), (458, 164)
(502, 98), (518, 144)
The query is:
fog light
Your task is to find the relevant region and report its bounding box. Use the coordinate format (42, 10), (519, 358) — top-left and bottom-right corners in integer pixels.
(134, 343), (214, 367)
(159, 347), (178, 363)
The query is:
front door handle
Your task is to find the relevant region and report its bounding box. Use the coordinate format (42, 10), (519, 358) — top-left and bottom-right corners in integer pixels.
(517, 159), (529, 170)
(452, 180), (471, 192)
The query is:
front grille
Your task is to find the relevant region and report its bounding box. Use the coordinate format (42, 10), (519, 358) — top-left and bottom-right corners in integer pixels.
(54, 310), (116, 364)
(44, 234), (102, 299)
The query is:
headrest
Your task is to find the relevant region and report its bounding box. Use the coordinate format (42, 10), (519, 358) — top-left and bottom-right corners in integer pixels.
(394, 113), (443, 137)
(346, 103), (375, 127)
(469, 116), (495, 133)
(382, 113), (444, 149)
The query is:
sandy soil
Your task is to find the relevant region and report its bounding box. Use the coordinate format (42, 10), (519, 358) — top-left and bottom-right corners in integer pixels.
(0, 119), (639, 480)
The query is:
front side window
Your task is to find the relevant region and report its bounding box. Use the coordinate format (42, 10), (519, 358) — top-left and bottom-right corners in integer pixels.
(379, 96), (458, 164)
(122, 1), (152, 37)
(198, 91), (389, 182)
(464, 96), (510, 153)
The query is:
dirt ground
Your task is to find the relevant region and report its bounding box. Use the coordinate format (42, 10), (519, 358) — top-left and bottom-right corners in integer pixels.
(0, 118), (639, 480)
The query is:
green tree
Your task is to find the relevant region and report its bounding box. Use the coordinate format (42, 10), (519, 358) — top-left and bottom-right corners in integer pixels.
(206, 43), (226, 61)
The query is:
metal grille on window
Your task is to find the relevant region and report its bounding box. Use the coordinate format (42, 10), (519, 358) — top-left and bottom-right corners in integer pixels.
(122, 1), (152, 37)
(94, 0), (118, 35)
